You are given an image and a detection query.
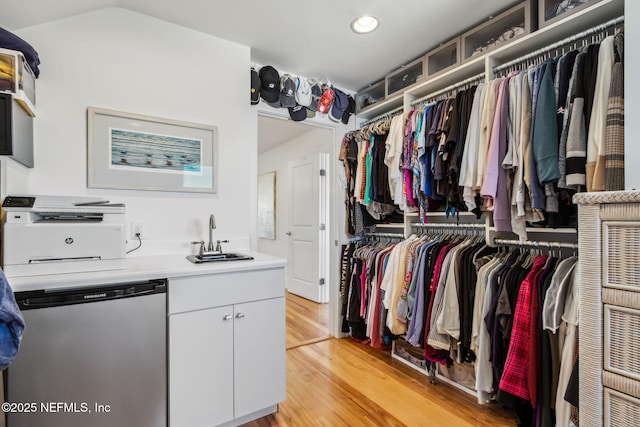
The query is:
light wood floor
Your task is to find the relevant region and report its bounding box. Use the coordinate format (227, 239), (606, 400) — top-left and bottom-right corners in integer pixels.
(244, 292), (516, 427)
(285, 291), (330, 350)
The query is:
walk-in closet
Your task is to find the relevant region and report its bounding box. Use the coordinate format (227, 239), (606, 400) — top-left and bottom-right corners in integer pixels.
(341, 0), (629, 425)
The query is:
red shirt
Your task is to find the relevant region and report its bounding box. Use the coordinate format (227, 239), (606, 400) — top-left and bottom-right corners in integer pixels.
(499, 255), (548, 401)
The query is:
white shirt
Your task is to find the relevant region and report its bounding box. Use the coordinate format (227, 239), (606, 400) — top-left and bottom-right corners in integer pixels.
(555, 263), (580, 426)
(384, 115), (406, 209)
(460, 83), (487, 211)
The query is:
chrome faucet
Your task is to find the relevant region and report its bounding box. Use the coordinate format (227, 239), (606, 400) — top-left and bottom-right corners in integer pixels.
(207, 214), (216, 252)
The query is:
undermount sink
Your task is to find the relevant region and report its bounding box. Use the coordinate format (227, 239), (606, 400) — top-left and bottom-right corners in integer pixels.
(186, 252), (254, 263)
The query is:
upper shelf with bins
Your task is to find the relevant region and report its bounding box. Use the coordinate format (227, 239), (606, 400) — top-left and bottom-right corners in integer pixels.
(0, 48), (36, 117)
(357, 0), (623, 120)
(460, 1), (535, 64)
(407, 0), (622, 100)
(487, 0), (622, 66)
(356, 0), (623, 243)
(355, 93), (404, 121)
(540, 0), (605, 29)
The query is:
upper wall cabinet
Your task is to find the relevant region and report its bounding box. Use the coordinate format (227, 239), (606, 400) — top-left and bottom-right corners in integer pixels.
(425, 37), (461, 78)
(385, 57), (425, 97)
(540, 0), (603, 28)
(355, 80), (385, 114)
(356, 0), (623, 121)
(461, 1), (535, 63)
(0, 93), (34, 168)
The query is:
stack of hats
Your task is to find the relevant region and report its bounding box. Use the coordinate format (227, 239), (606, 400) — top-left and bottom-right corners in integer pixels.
(251, 65), (355, 124)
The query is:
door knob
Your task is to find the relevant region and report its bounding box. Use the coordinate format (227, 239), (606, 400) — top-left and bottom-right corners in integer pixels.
(235, 313), (245, 319)
(223, 314), (233, 321)
(286, 231), (292, 236)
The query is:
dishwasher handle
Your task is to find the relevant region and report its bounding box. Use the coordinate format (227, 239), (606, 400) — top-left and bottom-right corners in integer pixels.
(16, 280), (167, 310)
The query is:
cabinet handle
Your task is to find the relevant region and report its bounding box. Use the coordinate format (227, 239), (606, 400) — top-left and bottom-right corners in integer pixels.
(223, 314), (233, 321)
(235, 312), (245, 319)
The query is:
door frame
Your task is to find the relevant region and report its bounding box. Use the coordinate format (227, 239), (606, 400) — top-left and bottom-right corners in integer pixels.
(256, 109), (346, 338)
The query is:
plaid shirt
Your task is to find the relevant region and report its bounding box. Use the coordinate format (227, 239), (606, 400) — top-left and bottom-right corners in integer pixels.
(499, 255), (548, 401)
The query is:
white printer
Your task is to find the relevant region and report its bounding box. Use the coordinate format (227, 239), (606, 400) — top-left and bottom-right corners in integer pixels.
(2, 195), (127, 277)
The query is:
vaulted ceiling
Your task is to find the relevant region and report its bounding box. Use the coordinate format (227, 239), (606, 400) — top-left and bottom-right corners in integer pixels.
(2, 0), (519, 91)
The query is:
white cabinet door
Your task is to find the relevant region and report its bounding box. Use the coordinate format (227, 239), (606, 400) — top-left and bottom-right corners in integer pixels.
(169, 305), (234, 427)
(233, 297), (286, 418)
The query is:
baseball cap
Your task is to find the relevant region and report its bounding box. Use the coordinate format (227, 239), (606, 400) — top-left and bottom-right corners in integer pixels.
(280, 74), (297, 108)
(341, 95), (356, 124)
(288, 104), (307, 122)
(308, 80), (322, 111)
(250, 68), (261, 105)
(317, 84), (334, 115)
(259, 66), (280, 103)
(330, 88), (348, 122)
(295, 77), (312, 107)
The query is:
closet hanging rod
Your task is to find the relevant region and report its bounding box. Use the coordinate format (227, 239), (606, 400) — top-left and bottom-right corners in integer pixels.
(493, 15), (624, 75)
(364, 232), (405, 239)
(492, 238), (578, 250)
(360, 106), (405, 127)
(410, 72), (485, 108)
(411, 222), (485, 230)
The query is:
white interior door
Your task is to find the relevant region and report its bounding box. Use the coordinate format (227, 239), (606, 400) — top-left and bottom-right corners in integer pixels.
(287, 153), (329, 303)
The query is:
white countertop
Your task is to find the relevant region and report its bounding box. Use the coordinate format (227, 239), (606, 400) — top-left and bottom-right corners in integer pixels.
(6, 251), (287, 293)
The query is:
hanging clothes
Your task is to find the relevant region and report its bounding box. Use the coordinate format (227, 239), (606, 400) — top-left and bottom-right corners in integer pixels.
(341, 227), (581, 427)
(565, 43), (600, 191)
(335, 21), (623, 427)
(586, 35), (615, 192)
(340, 120), (403, 236)
(341, 31), (622, 243)
(604, 31), (625, 191)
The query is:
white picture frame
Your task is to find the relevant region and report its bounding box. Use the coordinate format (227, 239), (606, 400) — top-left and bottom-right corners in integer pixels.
(87, 107), (217, 193)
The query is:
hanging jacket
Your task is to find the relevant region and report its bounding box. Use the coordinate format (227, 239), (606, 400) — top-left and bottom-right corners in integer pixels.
(0, 269), (25, 370)
(586, 36), (615, 191)
(605, 32), (625, 191)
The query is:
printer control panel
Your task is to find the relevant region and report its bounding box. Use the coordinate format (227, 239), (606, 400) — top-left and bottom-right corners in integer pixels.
(3, 196), (35, 208)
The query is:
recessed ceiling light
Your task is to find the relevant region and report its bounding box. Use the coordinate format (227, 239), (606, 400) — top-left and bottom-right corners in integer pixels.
(351, 16), (379, 34)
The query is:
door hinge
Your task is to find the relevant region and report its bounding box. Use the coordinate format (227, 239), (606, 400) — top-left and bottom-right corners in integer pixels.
(319, 278), (326, 286)
(320, 169), (326, 176)
(319, 223), (326, 231)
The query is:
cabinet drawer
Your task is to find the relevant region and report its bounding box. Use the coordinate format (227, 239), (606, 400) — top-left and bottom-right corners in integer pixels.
(605, 305), (640, 382)
(603, 222), (640, 292)
(168, 268), (285, 314)
(605, 388), (640, 427)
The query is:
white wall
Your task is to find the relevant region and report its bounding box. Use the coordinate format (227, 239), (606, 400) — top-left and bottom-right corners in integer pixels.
(257, 125), (332, 259)
(9, 7), (256, 254)
(625, 1), (639, 189)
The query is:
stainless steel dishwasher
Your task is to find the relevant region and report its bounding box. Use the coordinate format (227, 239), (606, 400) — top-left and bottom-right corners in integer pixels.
(5, 279), (167, 427)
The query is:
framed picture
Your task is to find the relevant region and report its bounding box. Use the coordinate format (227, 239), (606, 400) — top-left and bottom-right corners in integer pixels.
(257, 171), (276, 239)
(87, 107), (217, 193)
